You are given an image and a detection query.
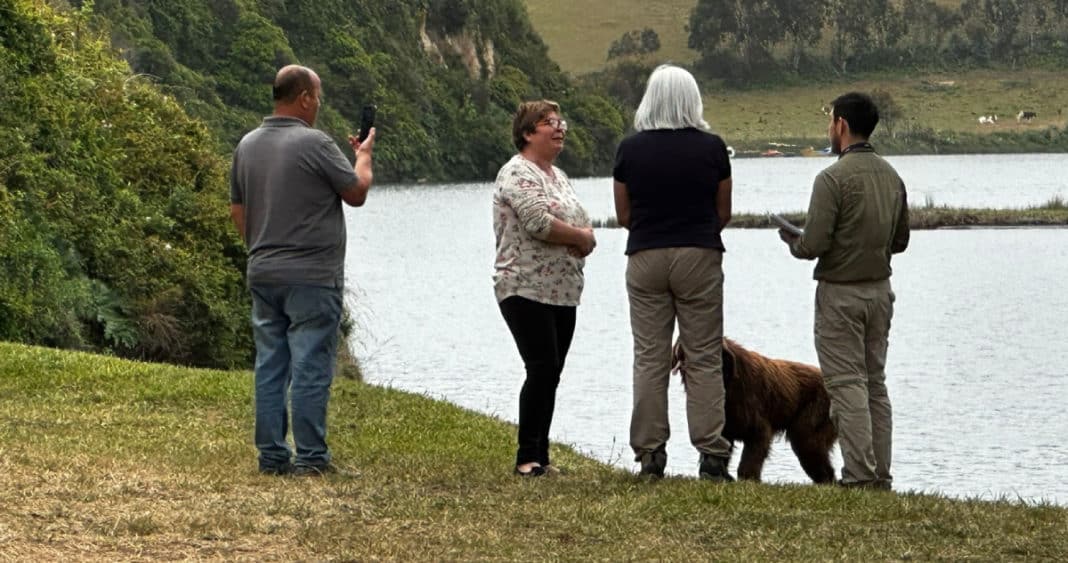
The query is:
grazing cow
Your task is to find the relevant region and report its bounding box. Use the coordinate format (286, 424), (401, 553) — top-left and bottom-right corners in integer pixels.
(673, 338), (837, 484)
(1017, 110), (1037, 122)
(978, 115), (998, 125)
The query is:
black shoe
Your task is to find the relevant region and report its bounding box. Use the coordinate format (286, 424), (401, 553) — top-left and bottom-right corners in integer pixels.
(259, 462), (294, 476)
(638, 449), (666, 479)
(698, 454), (735, 483)
(837, 478), (891, 491)
(514, 465), (546, 478)
(293, 463), (358, 478)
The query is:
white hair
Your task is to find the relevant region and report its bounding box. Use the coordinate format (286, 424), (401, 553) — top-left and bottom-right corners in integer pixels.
(633, 64), (709, 132)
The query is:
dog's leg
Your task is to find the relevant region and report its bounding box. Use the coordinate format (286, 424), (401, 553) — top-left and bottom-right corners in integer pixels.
(737, 423), (773, 481)
(787, 422), (837, 484)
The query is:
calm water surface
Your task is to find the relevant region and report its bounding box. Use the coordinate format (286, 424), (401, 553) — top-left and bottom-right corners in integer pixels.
(345, 154), (1068, 505)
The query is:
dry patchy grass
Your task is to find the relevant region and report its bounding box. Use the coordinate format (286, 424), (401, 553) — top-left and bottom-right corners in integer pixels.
(1, 342), (1066, 560)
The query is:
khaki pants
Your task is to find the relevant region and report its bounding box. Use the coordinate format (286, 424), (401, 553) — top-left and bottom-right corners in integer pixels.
(814, 280), (895, 484)
(628, 247), (731, 459)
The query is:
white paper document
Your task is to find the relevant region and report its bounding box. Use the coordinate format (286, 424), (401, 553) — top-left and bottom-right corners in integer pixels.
(769, 213), (803, 236)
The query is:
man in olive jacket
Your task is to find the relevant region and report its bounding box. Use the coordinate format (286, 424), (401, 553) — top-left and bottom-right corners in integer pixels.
(779, 92), (909, 490)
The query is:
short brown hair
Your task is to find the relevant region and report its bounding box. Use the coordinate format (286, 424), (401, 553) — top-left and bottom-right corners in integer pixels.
(512, 100), (560, 151)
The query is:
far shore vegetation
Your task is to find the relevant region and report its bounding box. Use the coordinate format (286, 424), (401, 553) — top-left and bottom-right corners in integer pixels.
(592, 196), (1068, 230)
(2, 341), (1067, 560)
(529, 0), (1068, 157)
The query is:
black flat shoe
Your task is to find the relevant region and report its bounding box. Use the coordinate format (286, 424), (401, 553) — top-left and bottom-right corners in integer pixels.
(514, 465), (546, 477)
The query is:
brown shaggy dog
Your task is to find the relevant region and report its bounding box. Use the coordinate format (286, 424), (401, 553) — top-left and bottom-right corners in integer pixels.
(673, 338), (836, 483)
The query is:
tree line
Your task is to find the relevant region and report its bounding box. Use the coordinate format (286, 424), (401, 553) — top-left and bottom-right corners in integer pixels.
(688, 0), (1068, 83)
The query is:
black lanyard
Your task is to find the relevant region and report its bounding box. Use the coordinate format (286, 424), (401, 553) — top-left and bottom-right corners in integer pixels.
(838, 142), (874, 158)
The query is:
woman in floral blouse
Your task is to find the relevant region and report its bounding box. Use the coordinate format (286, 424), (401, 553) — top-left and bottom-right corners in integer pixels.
(493, 100), (596, 477)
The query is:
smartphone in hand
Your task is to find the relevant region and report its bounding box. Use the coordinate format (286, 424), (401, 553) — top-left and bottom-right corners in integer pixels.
(358, 104), (376, 142)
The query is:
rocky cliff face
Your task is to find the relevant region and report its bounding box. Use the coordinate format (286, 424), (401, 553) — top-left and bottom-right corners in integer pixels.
(419, 13), (495, 80)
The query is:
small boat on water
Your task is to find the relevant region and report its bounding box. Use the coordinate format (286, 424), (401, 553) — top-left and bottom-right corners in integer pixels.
(800, 146), (834, 157)
(761, 149), (785, 157)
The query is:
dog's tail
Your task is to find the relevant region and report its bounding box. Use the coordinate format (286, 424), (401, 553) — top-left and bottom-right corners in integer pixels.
(671, 340), (685, 375)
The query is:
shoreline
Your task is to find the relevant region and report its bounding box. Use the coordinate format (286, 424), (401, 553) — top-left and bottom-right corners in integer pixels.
(592, 205), (1068, 230)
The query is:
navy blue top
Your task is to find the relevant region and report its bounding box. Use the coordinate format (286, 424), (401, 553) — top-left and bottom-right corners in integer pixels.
(613, 128), (732, 256)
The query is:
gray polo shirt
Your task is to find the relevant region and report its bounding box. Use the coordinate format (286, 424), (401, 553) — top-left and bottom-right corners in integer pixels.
(230, 116), (359, 288)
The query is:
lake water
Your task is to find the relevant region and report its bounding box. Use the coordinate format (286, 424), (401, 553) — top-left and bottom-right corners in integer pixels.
(344, 153), (1068, 505)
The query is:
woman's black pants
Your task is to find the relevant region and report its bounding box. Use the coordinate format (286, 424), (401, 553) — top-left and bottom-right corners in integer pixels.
(498, 295), (576, 467)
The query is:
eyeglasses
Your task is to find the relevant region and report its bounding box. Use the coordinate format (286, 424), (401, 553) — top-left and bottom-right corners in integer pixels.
(538, 117), (568, 131)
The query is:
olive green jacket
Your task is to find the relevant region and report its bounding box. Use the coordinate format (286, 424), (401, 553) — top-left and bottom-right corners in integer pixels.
(790, 145), (910, 282)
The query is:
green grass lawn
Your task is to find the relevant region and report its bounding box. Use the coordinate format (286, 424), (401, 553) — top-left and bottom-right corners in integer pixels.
(524, 0), (698, 74)
(1, 342), (1066, 559)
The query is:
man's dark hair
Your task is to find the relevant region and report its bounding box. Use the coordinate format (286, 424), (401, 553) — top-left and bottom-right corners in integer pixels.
(272, 66), (315, 103)
(831, 92), (879, 139)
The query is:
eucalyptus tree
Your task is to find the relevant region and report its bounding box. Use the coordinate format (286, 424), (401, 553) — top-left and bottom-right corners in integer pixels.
(827, 0), (904, 73)
(778, 0), (826, 73)
(688, 0), (791, 80)
(899, 0), (962, 61)
(961, 0), (1023, 62)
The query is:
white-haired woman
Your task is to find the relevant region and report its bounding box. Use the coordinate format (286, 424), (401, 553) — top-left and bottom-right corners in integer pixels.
(613, 64), (734, 482)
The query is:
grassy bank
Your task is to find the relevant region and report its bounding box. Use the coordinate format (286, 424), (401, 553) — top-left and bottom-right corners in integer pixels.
(1, 342), (1066, 559)
(593, 200), (1068, 230)
(703, 69), (1068, 154)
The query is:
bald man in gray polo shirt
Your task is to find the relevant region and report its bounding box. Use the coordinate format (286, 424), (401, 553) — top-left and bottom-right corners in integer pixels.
(230, 65), (375, 476)
(780, 92), (909, 491)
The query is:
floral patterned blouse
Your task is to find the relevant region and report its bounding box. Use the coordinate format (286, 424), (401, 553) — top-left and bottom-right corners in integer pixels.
(493, 154), (591, 306)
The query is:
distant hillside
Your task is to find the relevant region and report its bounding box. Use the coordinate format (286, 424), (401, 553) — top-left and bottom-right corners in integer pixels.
(72, 0), (627, 182)
(523, 0), (968, 76)
(707, 69), (1068, 155)
(524, 0), (697, 74)
(527, 0), (1068, 155)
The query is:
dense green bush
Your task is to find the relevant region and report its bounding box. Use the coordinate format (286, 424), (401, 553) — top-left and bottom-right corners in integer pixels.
(1, 0), (250, 367)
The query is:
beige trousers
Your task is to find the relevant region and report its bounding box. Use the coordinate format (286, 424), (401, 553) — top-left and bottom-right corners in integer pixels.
(814, 279), (895, 484)
(628, 247), (731, 459)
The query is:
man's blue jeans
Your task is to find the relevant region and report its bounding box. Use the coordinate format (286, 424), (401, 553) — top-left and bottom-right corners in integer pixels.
(250, 284), (342, 471)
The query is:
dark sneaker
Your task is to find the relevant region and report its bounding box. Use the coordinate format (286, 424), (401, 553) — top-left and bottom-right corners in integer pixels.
(638, 449), (667, 479)
(259, 462), (294, 476)
(293, 463), (359, 478)
(698, 454), (735, 483)
(837, 479), (891, 491)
